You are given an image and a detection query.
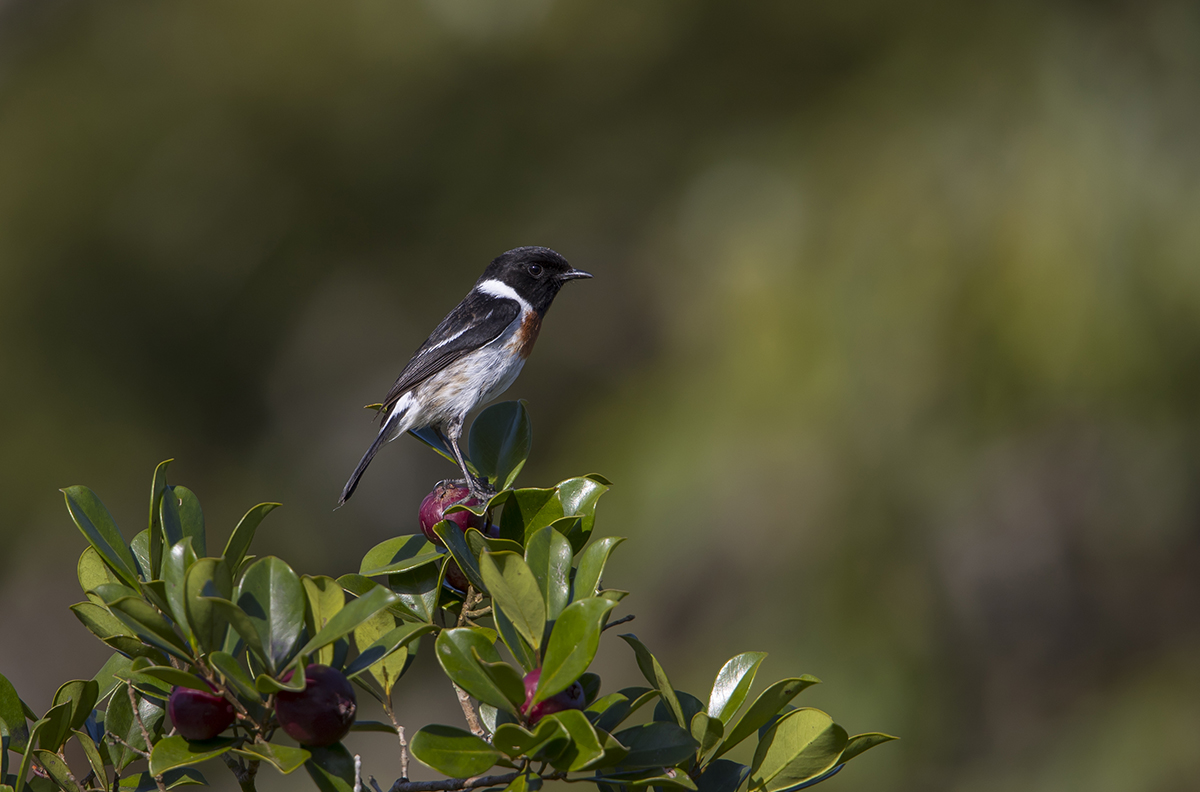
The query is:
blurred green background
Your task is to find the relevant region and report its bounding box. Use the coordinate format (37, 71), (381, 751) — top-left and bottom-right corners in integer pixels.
(3, 1), (1200, 790)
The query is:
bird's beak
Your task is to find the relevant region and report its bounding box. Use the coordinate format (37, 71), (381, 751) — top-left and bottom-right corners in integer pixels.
(559, 268), (593, 281)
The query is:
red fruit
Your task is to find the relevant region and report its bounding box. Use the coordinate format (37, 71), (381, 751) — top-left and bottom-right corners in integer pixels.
(419, 483), (486, 545)
(275, 665), (357, 747)
(168, 686), (235, 741)
(520, 668), (586, 725)
(444, 559), (469, 592)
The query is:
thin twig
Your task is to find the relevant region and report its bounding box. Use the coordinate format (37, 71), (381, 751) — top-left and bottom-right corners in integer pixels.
(105, 732), (149, 760)
(127, 685), (168, 792)
(453, 684), (486, 739)
(602, 614), (635, 631)
(369, 776), (386, 792)
(354, 754), (363, 792)
(221, 754), (260, 792)
(387, 771), (564, 792)
(385, 705), (410, 780)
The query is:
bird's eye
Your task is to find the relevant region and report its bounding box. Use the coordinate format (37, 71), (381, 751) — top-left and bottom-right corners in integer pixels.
(528, 264), (542, 276)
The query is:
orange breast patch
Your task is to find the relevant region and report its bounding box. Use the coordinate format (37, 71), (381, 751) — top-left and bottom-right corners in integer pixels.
(515, 311), (542, 359)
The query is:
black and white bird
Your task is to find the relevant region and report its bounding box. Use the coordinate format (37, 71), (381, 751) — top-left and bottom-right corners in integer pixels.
(338, 246), (592, 505)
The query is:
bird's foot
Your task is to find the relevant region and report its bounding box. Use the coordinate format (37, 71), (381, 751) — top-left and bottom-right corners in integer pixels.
(466, 477), (496, 504)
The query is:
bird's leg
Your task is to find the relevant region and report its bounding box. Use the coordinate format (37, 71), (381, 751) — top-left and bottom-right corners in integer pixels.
(431, 428), (470, 490)
(445, 421), (494, 502)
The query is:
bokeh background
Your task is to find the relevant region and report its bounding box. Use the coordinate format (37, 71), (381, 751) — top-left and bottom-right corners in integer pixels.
(3, 1), (1200, 790)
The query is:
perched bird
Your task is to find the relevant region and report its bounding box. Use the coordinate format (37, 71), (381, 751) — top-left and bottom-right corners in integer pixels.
(339, 246), (591, 505)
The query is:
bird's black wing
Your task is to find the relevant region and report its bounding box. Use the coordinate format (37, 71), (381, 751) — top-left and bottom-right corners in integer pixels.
(378, 291), (522, 416)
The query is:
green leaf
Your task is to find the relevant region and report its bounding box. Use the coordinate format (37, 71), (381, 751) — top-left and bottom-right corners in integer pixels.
(610, 721), (698, 769)
(62, 486), (139, 588)
(162, 538), (198, 646)
(304, 743), (356, 792)
(468, 400), (532, 490)
(498, 476), (611, 551)
(147, 459), (172, 581)
(208, 652), (261, 702)
(618, 634), (685, 728)
(410, 724), (500, 778)
(0, 673), (28, 754)
(31, 749), (80, 792)
(119, 768), (207, 790)
(592, 769), (697, 790)
(358, 535), (442, 577)
(105, 686), (166, 771)
(233, 742), (311, 774)
(712, 677), (820, 760)
(14, 716), (44, 790)
(696, 759), (750, 792)
(235, 557), (305, 673)
(136, 667), (209, 692)
(92, 653), (136, 702)
(480, 552), (545, 651)
(491, 719), (567, 759)
(434, 629), (518, 714)
(51, 679), (98, 731)
(73, 729), (108, 789)
(534, 598), (615, 708)
(493, 606), (539, 673)
(254, 655), (309, 694)
(347, 618), (431, 696)
(130, 529), (153, 582)
(35, 703), (72, 754)
(544, 709), (605, 772)
(471, 651), (526, 710)
(299, 584), (397, 658)
(302, 576), (344, 666)
(572, 537), (625, 602)
(708, 652), (768, 724)
(105, 595), (191, 660)
(594, 687), (659, 734)
(77, 547), (123, 600)
(464, 528), (525, 559)
(434, 522), (487, 593)
(149, 735), (237, 776)
(223, 503), (280, 575)
(524, 527), (572, 622)
(691, 712), (724, 757)
(201, 598), (266, 666)
(172, 486), (206, 557)
(747, 709), (848, 792)
(184, 558), (233, 654)
(838, 732), (898, 764)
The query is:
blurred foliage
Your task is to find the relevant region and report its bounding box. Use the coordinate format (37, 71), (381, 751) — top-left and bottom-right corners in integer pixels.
(1, 1), (1199, 791)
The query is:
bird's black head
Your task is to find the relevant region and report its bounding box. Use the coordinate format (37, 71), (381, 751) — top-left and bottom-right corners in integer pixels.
(479, 246), (592, 315)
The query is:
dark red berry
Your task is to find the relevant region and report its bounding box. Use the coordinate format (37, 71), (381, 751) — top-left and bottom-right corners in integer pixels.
(275, 665), (357, 747)
(419, 484), (485, 545)
(444, 559), (469, 592)
(520, 668), (586, 725)
(168, 686), (235, 741)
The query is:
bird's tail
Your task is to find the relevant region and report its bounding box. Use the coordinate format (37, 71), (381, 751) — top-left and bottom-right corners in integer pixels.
(339, 396), (413, 505)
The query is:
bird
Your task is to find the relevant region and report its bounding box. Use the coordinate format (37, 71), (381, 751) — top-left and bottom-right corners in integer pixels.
(339, 246), (592, 505)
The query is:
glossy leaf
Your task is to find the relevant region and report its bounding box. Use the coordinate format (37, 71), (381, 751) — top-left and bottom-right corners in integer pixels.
(63, 486), (139, 587)
(572, 537), (624, 602)
(410, 724), (500, 778)
(300, 583), (397, 658)
(619, 634), (685, 728)
(77, 546), (123, 600)
(223, 503), (280, 574)
(302, 576), (344, 666)
(149, 736), (237, 776)
(472, 652), (527, 709)
(434, 628), (517, 714)
(119, 768), (207, 790)
(130, 529), (153, 582)
(147, 459), (172, 583)
(51, 679), (98, 730)
(208, 651), (260, 702)
(36, 703), (73, 753)
(748, 709), (848, 792)
(184, 558), (233, 653)
(697, 760), (751, 792)
(534, 598), (615, 707)
(202, 598), (266, 665)
(348, 617), (431, 695)
(0, 675), (29, 754)
(480, 552), (545, 650)
(610, 721), (698, 769)
(524, 526), (572, 621)
(468, 400), (532, 490)
(106, 687), (166, 771)
(105, 595), (191, 660)
(236, 557), (305, 673)
(304, 742), (357, 792)
(14, 716), (44, 790)
(464, 528), (525, 559)
(92, 653), (135, 702)
(592, 769), (698, 790)
(494, 605), (539, 673)
(545, 709), (605, 772)
(233, 742), (310, 774)
(435, 521), (488, 592)
(162, 538), (198, 644)
(73, 729), (108, 789)
(70, 602), (133, 642)
(713, 677), (820, 760)
(708, 652), (768, 724)
(137, 666), (209, 691)
(31, 749), (80, 792)
(838, 732), (898, 764)
(491, 719), (567, 759)
(691, 712), (724, 757)
(173, 486), (206, 556)
(655, 691), (705, 728)
(358, 535), (441, 577)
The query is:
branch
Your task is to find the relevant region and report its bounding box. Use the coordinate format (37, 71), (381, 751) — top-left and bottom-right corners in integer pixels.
(388, 771), (563, 792)
(384, 704), (410, 780)
(453, 684), (487, 739)
(127, 685), (168, 792)
(221, 754), (260, 792)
